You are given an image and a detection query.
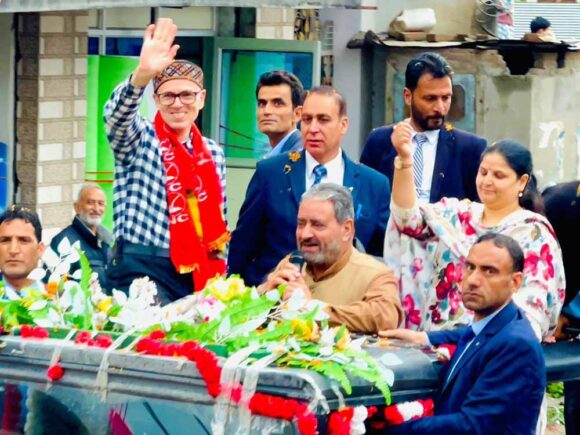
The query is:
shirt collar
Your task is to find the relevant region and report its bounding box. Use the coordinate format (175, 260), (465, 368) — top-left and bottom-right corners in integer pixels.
(1, 280), (45, 300)
(305, 148), (342, 177)
(412, 129), (440, 145)
(305, 245), (353, 282)
(266, 129), (298, 158)
(471, 302), (510, 336)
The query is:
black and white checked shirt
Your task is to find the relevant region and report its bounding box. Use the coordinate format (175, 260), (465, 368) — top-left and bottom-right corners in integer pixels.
(104, 78), (227, 248)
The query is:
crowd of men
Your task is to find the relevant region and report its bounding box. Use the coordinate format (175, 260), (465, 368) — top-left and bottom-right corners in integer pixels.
(1, 17), (579, 433)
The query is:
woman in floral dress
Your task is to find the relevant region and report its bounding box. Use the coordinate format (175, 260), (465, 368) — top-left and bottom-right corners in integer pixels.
(384, 122), (565, 340)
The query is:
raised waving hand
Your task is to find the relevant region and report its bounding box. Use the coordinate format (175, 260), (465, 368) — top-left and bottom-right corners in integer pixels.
(131, 18), (180, 87)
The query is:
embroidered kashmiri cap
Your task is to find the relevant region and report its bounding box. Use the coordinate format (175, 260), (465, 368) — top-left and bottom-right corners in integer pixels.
(153, 60), (204, 92)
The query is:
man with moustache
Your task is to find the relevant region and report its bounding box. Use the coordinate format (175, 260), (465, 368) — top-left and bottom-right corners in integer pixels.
(0, 206), (46, 299)
(381, 233), (545, 434)
(256, 71), (305, 158)
(361, 52), (487, 203)
(229, 86), (391, 287)
(258, 183), (402, 333)
(104, 19), (228, 303)
(50, 183), (113, 289)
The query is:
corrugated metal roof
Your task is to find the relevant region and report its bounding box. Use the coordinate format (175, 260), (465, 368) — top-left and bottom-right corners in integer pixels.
(513, 3), (580, 41)
(0, 0), (362, 13)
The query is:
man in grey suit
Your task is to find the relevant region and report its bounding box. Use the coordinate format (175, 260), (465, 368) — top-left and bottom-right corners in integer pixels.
(257, 71), (305, 158)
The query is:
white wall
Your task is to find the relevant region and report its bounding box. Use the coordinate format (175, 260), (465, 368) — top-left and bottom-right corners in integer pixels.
(375, 0), (478, 35)
(319, 5), (378, 159)
(0, 13), (15, 206)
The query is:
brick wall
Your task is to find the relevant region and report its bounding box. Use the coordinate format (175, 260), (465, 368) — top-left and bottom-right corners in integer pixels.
(255, 8), (295, 40)
(16, 11), (88, 236)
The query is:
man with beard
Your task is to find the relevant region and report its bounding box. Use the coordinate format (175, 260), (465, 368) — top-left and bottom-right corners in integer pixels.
(50, 183), (113, 289)
(257, 183), (402, 334)
(360, 52), (487, 203)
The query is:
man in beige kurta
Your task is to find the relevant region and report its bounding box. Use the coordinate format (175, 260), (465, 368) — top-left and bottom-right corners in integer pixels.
(258, 183), (403, 333)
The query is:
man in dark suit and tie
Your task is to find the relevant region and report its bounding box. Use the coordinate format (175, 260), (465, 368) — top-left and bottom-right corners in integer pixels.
(382, 233), (546, 434)
(360, 52), (487, 203)
(229, 86), (391, 287)
(257, 71), (305, 158)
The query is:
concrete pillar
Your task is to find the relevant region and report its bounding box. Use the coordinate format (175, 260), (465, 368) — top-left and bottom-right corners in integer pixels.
(256, 7), (294, 40)
(16, 11), (88, 237)
(319, 1), (379, 160)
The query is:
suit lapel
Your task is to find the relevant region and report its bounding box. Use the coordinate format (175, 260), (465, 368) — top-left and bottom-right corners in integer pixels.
(430, 127), (453, 202)
(441, 302), (518, 393)
(287, 151), (306, 205)
(342, 151), (360, 205)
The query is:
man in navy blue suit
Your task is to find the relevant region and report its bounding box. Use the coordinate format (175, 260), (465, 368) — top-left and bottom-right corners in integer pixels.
(382, 233), (546, 434)
(257, 71), (305, 158)
(361, 52), (487, 203)
(229, 86), (391, 287)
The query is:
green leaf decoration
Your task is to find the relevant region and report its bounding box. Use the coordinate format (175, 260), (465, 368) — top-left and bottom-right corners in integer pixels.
(77, 249), (94, 330)
(304, 360), (352, 395)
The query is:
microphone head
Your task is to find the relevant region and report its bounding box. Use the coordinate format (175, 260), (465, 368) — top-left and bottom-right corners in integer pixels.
(288, 250), (305, 270)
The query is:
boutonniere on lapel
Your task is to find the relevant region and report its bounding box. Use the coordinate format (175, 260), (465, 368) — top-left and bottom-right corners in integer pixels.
(283, 151), (302, 174)
(445, 122), (453, 132)
(288, 151), (301, 162)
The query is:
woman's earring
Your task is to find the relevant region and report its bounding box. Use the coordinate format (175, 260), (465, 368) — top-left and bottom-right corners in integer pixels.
(518, 191), (523, 198)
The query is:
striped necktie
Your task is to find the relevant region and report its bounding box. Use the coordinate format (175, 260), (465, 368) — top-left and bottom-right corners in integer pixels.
(312, 164), (327, 186)
(413, 133), (428, 194)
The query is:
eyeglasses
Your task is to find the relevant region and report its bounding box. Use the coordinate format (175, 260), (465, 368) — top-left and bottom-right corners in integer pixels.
(156, 90), (201, 106)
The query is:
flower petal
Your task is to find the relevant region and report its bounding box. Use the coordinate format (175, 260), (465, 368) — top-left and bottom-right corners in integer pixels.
(27, 268), (47, 281)
(56, 237), (72, 256)
(29, 300), (48, 311)
(42, 248), (60, 269)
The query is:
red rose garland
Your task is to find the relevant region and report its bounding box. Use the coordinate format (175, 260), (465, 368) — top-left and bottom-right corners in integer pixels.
(384, 398), (434, 425)
(135, 332), (318, 434)
(74, 331), (114, 348)
(20, 325), (49, 339)
(47, 364), (64, 381)
(12, 325), (437, 433)
(328, 407), (354, 435)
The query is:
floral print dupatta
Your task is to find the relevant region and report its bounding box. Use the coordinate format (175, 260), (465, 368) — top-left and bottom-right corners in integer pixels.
(384, 198), (565, 339)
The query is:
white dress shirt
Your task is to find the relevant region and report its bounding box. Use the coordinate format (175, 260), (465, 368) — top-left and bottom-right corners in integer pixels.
(305, 149), (345, 189)
(412, 129), (440, 204)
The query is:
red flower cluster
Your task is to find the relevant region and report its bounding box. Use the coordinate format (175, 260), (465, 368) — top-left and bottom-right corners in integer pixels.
(134, 336), (318, 434)
(73, 331), (114, 348)
(384, 398), (434, 425)
(47, 364), (64, 381)
(436, 344), (457, 362)
(327, 407), (354, 435)
(20, 325), (49, 339)
(247, 394), (316, 434)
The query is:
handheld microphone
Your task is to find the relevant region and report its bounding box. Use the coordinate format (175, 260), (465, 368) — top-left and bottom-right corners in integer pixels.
(288, 250), (306, 271)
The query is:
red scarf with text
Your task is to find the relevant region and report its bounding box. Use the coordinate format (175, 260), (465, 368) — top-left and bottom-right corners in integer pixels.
(155, 113), (229, 291)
